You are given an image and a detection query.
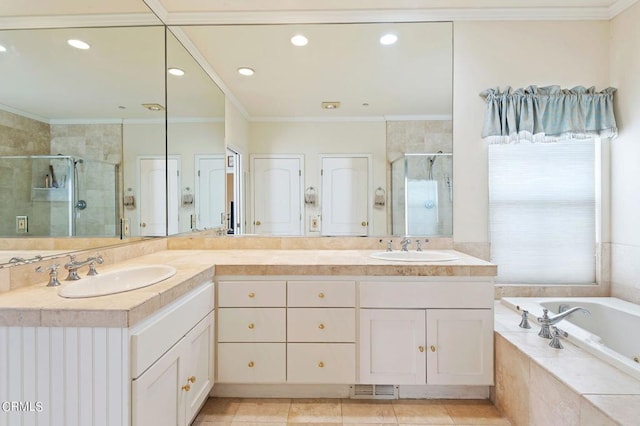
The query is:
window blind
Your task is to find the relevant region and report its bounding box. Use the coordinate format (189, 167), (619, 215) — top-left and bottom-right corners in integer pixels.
(488, 141), (596, 284)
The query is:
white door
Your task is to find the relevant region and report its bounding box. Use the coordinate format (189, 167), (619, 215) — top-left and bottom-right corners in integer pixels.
(139, 157), (180, 236)
(195, 155), (226, 229)
(321, 156), (369, 236)
(252, 156), (302, 235)
(359, 309), (426, 385)
(426, 309), (494, 385)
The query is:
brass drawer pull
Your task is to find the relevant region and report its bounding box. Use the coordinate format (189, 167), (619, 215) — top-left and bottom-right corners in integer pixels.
(318, 323), (325, 330)
(188, 376), (196, 383)
(418, 346), (425, 353)
(430, 345), (436, 352)
(318, 292), (325, 298)
(248, 361), (255, 368)
(248, 323), (255, 329)
(182, 384), (191, 392)
(248, 292), (255, 298)
(318, 361), (325, 368)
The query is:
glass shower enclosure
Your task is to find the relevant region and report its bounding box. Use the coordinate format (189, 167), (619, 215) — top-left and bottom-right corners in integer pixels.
(0, 155), (118, 237)
(391, 153), (453, 236)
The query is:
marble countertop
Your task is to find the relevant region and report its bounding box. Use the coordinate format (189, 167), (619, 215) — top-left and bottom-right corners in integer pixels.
(0, 249), (495, 328)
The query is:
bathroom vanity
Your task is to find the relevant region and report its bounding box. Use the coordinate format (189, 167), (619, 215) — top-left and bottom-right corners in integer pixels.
(0, 248), (496, 425)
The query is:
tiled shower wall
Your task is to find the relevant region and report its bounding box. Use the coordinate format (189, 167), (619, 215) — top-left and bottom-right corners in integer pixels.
(50, 124), (122, 236)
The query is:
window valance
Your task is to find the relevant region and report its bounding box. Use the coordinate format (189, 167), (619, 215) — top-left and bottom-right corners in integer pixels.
(479, 85), (617, 143)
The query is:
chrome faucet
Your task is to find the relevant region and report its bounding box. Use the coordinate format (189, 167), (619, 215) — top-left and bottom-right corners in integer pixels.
(9, 255), (43, 264)
(400, 238), (411, 252)
(537, 307), (590, 339)
(416, 239), (429, 252)
(64, 254), (104, 280)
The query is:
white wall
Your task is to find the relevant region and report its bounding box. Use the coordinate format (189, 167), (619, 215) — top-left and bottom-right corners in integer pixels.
(610, 1), (640, 303)
(452, 20), (610, 244)
(249, 120), (387, 235)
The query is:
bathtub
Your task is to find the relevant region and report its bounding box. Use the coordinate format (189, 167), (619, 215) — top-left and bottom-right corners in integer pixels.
(502, 297), (640, 381)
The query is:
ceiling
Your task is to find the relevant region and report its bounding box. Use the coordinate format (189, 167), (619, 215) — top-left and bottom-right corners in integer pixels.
(0, 0), (636, 122)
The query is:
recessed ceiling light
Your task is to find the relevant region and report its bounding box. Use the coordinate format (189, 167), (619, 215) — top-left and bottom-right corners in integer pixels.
(142, 103), (165, 111)
(0, 45), (6, 52)
(67, 39), (90, 50)
(291, 34), (309, 47)
(321, 101), (340, 110)
(237, 67), (255, 76)
(168, 67), (185, 76)
(379, 33), (398, 46)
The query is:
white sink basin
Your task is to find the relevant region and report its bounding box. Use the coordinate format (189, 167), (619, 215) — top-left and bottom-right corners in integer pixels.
(58, 265), (177, 298)
(370, 251), (459, 262)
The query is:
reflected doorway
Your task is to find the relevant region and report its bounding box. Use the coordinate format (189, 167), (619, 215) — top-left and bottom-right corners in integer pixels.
(226, 148), (243, 234)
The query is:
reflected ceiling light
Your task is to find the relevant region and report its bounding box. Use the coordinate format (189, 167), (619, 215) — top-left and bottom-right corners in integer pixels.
(379, 33), (398, 46)
(0, 45), (6, 52)
(237, 67), (255, 76)
(168, 67), (185, 76)
(67, 39), (90, 50)
(321, 101), (340, 110)
(291, 34), (309, 47)
(142, 103), (165, 111)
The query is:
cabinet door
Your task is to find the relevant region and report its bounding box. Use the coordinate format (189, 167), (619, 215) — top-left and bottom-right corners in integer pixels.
(359, 309), (426, 385)
(426, 309), (493, 385)
(131, 341), (185, 426)
(184, 311), (215, 424)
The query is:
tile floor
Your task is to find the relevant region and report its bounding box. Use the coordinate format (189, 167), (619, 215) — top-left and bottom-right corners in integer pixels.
(192, 397), (512, 425)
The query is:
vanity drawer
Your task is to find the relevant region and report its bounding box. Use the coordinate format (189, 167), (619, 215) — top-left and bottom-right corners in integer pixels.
(287, 281), (355, 307)
(217, 343), (286, 383)
(218, 280), (286, 307)
(287, 308), (355, 342)
(218, 308), (286, 342)
(287, 343), (355, 384)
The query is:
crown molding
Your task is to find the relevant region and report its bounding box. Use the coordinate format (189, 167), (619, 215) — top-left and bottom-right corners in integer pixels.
(0, 103), (49, 123)
(0, 13), (161, 30)
(608, 0), (639, 18)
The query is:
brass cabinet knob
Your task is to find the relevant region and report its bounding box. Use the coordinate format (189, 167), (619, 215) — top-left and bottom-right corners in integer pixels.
(182, 384), (191, 392)
(318, 292), (325, 298)
(255, 220), (261, 226)
(188, 376), (196, 383)
(318, 361), (325, 368)
(361, 221), (367, 226)
(248, 292), (255, 298)
(248, 361), (255, 368)
(418, 346), (425, 353)
(248, 323), (255, 329)
(430, 345), (436, 352)
(318, 323), (325, 330)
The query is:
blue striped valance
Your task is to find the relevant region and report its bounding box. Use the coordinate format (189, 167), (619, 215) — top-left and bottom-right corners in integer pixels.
(479, 85), (617, 143)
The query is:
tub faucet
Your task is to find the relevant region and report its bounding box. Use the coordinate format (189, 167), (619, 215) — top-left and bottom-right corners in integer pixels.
(416, 239), (429, 252)
(64, 254), (103, 280)
(537, 307), (590, 339)
(400, 238), (411, 252)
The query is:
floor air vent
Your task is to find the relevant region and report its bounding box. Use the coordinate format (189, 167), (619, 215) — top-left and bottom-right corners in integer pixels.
(350, 384), (398, 399)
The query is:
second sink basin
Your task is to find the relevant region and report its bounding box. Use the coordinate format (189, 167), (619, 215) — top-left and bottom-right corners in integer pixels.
(370, 251), (459, 262)
(58, 265), (177, 298)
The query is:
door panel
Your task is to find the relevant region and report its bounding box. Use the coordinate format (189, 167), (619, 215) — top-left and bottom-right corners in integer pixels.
(195, 155), (225, 229)
(252, 156), (302, 235)
(321, 156), (369, 236)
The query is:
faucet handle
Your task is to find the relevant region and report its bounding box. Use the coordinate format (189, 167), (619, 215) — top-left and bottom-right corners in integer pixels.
(518, 310), (531, 329)
(36, 264), (62, 287)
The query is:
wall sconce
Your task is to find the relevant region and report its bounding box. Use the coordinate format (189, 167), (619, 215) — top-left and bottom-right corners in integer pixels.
(305, 186), (317, 205)
(374, 187), (386, 208)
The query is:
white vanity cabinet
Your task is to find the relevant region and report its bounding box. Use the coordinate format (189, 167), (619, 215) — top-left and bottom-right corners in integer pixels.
(217, 281), (287, 383)
(359, 279), (494, 386)
(287, 280), (356, 383)
(131, 283), (215, 426)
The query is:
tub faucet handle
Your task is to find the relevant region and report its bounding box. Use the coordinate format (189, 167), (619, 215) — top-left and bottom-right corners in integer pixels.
(518, 310), (531, 329)
(416, 239), (429, 252)
(538, 308), (553, 339)
(549, 326), (569, 349)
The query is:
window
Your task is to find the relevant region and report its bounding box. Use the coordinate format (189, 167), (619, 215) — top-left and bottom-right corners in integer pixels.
(488, 141), (596, 284)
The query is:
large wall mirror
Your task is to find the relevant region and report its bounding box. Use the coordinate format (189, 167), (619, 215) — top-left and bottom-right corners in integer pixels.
(0, 24), (167, 264)
(179, 21), (453, 237)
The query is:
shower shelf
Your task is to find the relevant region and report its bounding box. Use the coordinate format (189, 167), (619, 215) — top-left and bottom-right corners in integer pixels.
(31, 187), (71, 202)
